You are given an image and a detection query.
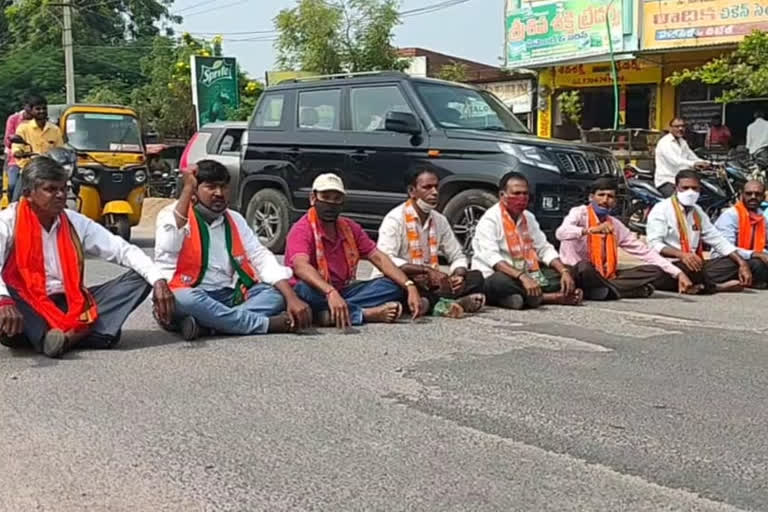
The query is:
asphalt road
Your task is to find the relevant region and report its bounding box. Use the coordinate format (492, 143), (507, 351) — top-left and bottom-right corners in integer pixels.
(2, 239), (767, 511)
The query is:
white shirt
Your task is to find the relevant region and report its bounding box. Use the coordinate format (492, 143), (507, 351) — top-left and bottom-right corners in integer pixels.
(154, 202), (292, 290)
(0, 205), (164, 297)
(654, 133), (701, 188)
(471, 203), (560, 278)
(646, 197), (736, 258)
(371, 203), (468, 278)
(746, 117), (768, 155)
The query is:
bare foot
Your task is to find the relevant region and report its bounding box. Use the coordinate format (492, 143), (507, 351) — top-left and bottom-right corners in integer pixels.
(456, 293), (485, 313)
(267, 312), (294, 333)
(542, 288), (584, 306)
(363, 302), (402, 323)
(715, 280), (743, 293)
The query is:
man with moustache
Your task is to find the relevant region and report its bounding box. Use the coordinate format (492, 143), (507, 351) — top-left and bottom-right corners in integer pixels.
(654, 118), (710, 197)
(154, 159), (312, 340)
(713, 180), (768, 288)
(285, 173), (423, 329)
(375, 168), (485, 317)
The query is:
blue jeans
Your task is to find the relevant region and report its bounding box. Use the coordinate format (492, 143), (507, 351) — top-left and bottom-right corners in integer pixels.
(173, 284), (286, 335)
(5, 165), (19, 199)
(293, 278), (403, 325)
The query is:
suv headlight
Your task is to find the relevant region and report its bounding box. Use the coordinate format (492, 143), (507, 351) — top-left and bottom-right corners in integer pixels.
(498, 143), (559, 172)
(134, 169), (147, 183)
(78, 168), (97, 183)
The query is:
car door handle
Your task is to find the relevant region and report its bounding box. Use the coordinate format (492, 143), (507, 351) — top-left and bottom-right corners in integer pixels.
(350, 151), (370, 161)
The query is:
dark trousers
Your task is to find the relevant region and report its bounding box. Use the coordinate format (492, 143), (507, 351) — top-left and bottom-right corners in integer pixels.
(658, 183), (676, 198)
(7, 270), (151, 352)
(652, 256), (742, 293)
(748, 257), (768, 285)
(484, 267), (562, 307)
(422, 270), (485, 309)
(570, 261), (666, 300)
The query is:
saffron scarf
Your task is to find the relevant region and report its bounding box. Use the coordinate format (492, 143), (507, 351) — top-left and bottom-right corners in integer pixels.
(1, 199), (98, 332)
(404, 200), (439, 268)
(307, 206), (359, 285)
(671, 196), (703, 257)
(499, 203), (547, 286)
(169, 205), (260, 305)
(586, 205), (618, 279)
(734, 201), (766, 252)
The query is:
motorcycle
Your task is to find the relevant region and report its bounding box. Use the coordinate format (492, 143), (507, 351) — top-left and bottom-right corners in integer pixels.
(5, 136), (78, 207)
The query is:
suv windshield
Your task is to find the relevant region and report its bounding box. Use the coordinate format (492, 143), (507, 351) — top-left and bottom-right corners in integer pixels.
(65, 113), (143, 152)
(415, 83), (528, 133)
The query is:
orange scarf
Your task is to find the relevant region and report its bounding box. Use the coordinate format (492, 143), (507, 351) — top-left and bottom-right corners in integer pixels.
(586, 205), (618, 279)
(308, 207), (359, 285)
(1, 199), (98, 332)
(734, 201), (766, 252)
(404, 200), (438, 268)
(169, 206), (259, 305)
(499, 204), (547, 286)
(671, 196), (703, 257)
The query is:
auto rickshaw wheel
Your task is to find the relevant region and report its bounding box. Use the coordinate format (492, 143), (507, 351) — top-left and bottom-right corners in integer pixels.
(113, 214), (131, 242)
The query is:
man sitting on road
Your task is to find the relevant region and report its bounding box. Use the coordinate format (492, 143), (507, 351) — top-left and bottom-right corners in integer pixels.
(286, 173), (423, 328)
(0, 157), (175, 357)
(11, 94), (64, 202)
(154, 160), (312, 340)
(375, 168), (485, 317)
(556, 176), (695, 299)
(654, 118), (709, 198)
(713, 180), (768, 288)
(647, 169), (752, 293)
(472, 171), (581, 309)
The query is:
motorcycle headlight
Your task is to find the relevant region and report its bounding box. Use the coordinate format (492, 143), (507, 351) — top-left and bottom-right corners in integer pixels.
(134, 169), (147, 184)
(498, 143), (559, 172)
(78, 168), (96, 183)
(62, 164), (73, 176)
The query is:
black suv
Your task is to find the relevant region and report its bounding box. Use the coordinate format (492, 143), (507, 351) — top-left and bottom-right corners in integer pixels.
(240, 71), (620, 252)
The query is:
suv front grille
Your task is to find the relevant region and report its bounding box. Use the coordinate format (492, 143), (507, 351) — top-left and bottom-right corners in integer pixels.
(553, 151), (617, 177)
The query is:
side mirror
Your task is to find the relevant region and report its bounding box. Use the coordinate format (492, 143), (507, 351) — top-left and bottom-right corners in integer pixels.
(385, 111), (421, 135)
(10, 135), (26, 145)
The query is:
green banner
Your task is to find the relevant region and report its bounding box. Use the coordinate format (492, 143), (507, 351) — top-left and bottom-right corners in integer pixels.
(505, 0), (622, 68)
(191, 56), (240, 128)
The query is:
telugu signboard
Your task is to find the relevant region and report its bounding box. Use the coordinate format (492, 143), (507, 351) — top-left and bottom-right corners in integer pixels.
(554, 60), (662, 87)
(642, 0), (768, 50)
(478, 80), (534, 113)
(505, 0), (623, 68)
(190, 56), (240, 129)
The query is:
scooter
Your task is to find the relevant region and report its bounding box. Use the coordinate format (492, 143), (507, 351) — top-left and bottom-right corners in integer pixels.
(621, 165), (664, 234)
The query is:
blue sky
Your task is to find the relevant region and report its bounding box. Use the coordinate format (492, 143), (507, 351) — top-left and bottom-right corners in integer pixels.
(174, 0), (505, 79)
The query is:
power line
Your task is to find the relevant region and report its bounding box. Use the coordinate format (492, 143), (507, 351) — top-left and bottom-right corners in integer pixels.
(181, 0), (249, 18)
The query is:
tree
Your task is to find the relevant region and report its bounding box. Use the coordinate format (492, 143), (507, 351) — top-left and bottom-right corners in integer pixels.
(438, 61), (468, 82)
(668, 30), (768, 102)
(274, 0), (407, 74)
(557, 90), (582, 127)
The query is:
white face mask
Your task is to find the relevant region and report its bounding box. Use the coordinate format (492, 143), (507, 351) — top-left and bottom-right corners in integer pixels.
(416, 198), (435, 213)
(677, 189), (700, 207)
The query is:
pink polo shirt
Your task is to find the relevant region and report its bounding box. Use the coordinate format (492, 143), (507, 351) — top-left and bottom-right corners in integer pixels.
(3, 111), (25, 167)
(285, 213), (377, 289)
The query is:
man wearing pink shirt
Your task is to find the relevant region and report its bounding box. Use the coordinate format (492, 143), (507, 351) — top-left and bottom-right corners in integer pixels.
(3, 97), (33, 198)
(556, 177), (695, 300)
(285, 173), (423, 329)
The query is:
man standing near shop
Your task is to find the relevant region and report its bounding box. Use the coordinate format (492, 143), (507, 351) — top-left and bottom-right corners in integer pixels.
(655, 118), (709, 197)
(3, 96), (33, 201)
(747, 111), (768, 158)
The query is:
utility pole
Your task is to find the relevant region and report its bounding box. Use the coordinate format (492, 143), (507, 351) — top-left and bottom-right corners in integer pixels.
(62, 0), (76, 103)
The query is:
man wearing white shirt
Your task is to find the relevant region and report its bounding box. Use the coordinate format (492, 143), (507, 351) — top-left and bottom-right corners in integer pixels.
(0, 157), (175, 358)
(646, 169), (752, 293)
(654, 118), (709, 197)
(155, 160), (311, 340)
(746, 111), (768, 156)
(472, 172), (582, 309)
(375, 169), (485, 317)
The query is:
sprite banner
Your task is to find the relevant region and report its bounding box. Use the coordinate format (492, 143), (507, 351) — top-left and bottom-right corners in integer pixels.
(190, 55), (240, 128)
(505, 0), (622, 68)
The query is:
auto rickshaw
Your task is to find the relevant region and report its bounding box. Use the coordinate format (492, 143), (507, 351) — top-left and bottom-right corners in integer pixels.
(55, 104), (148, 240)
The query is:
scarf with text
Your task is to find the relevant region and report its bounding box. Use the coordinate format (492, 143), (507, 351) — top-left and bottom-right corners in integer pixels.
(307, 206), (359, 285)
(500, 204), (547, 286)
(404, 199), (438, 268)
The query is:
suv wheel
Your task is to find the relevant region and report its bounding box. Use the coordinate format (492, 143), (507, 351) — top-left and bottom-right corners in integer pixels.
(245, 188), (290, 253)
(442, 189), (497, 254)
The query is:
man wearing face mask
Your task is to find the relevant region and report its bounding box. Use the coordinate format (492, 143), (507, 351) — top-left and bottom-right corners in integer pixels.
(286, 173), (423, 329)
(374, 169), (485, 317)
(712, 180), (768, 288)
(154, 160), (312, 340)
(654, 118), (710, 198)
(647, 169), (752, 293)
(556, 177), (694, 299)
(472, 171), (582, 309)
